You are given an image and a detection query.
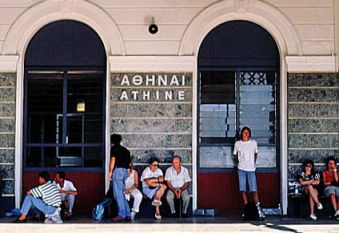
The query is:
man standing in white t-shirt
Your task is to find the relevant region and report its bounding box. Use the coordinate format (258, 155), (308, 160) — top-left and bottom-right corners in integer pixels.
(233, 127), (264, 219)
(55, 171), (78, 218)
(165, 155), (191, 218)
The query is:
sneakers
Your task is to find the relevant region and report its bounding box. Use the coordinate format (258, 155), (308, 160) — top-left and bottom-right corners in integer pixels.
(317, 203), (323, 210)
(310, 214), (317, 221)
(256, 202), (265, 220)
(130, 211), (137, 220)
(154, 213), (162, 220)
(45, 208), (63, 224)
(334, 210), (339, 217)
(152, 199), (162, 206)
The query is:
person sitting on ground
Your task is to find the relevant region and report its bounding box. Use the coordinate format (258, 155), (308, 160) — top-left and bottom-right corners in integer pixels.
(165, 155), (191, 218)
(298, 159), (323, 221)
(125, 161), (143, 220)
(55, 171), (78, 219)
(141, 157), (167, 220)
(13, 171), (62, 224)
(322, 156), (339, 220)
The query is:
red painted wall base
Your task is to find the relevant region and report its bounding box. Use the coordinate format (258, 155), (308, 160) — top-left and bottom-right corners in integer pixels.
(197, 172), (280, 214)
(23, 172), (105, 215)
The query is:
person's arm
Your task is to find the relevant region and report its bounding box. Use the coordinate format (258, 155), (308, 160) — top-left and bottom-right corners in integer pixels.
(60, 190), (78, 195)
(134, 170), (139, 189)
(109, 156), (115, 180)
(254, 153), (258, 163)
(180, 182), (189, 191)
(299, 177), (312, 186)
(167, 180), (176, 192)
(334, 168), (339, 182)
(323, 171), (331, 186)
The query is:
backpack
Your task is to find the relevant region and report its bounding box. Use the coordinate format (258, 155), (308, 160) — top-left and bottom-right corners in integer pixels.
(243, 201), (260, 221)
(92, 198), (112, 221)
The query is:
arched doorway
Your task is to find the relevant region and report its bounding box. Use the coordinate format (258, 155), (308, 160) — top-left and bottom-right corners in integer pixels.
(23, 20), (106, 214)
(197, 20), (280, 214)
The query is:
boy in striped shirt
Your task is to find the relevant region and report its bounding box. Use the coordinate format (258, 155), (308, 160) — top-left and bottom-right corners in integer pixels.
(13, 171), (62, 223)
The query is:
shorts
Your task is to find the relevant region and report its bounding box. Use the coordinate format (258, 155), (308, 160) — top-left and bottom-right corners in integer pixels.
(324, 186), (339, 197)
(142, 186), (160, 199)
(238, 169), (258, 192)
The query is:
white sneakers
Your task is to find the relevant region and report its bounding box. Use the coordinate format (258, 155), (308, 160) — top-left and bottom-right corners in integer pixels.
(256, 202), (265, 219)
(335, 210), (339, 217)
(154, 213), (162, 220)
(310, 214), (317, 221)
(45, 208), (63, 224)
(152, 199), (162, 206)
(130, 210), (137, 220)
(317, 202), (323, 210)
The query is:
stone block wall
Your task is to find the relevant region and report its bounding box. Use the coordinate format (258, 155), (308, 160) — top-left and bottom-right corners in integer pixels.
(110, 73), (193, 183)
(0, 73), (16, 197)
(287, 73), (339, 180)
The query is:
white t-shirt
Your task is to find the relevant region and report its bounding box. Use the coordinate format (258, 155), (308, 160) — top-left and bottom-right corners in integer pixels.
(165, 166), (191, 189)
(56, 180), (77, 192)
(233, 139), (258, 172)
(140, 167), (163, 188)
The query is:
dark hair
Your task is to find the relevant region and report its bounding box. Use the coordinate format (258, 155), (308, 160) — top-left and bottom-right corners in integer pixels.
(302, 159), (315, 174)
(149, 157), (159, 165)
(240, 126), (251, 140)
(57, 171), (66, 180)
(111, 134), (122, 144)
(38, 171), (50, 182)
(325, 156), (337, 168)
(172, 155), (182, 162)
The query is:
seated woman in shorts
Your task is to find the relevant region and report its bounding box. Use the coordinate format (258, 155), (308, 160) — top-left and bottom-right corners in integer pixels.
(140, 157), (167, 220)
(298, 159), (323, 220)
(322, 156), (339, 219)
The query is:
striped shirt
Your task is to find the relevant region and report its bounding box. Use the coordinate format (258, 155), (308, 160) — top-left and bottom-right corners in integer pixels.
(30, 181), (62, 207)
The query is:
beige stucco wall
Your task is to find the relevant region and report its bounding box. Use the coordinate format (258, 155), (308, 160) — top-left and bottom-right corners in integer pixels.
(0, 0), (336, 56)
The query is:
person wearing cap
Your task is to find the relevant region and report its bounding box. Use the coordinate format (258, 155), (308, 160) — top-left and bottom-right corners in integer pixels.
(109, 134), (131, 222)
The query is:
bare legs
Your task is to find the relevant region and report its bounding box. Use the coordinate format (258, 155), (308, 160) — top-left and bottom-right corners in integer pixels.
(154, 184), (167, 216)
(241, 191), (259, 205)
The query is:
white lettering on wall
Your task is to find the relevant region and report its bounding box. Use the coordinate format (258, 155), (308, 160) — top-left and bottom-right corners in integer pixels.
(178, 91), (185, 100)
(121, 75), (130, 86)
(120, 91), (128, 100)
(118, 74), (190, 102)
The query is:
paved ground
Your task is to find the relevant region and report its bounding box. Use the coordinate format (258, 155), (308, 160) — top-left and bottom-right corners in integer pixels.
(1, 215), (339, 233)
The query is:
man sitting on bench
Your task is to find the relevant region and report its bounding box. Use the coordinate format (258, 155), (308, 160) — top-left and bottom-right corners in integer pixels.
(55, 171), (78, 219)
(165, 155), (191, 218)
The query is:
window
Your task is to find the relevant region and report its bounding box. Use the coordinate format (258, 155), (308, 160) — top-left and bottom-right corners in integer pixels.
(24, 70), (105, 168)
(198, 70), (278, 169)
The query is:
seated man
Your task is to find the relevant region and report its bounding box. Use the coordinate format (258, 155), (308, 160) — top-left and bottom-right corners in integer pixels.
(13, 171), (62, 224)
(141, 157), (167, 220)
(165, 155), (191, 218)
(55, 171), (78, 218)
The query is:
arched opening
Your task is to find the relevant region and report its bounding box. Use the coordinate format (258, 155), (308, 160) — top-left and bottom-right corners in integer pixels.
(23, 20), (106, 214)
(197, 20), (280, 214)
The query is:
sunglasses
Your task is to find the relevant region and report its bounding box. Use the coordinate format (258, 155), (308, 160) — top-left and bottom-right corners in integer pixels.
(305, 164), (312, 168)
(152, 163), (159, 167)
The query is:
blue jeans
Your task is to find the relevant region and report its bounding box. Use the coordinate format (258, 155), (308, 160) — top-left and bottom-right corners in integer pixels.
(20, 194), (57, 215)
(238, 169), (258, 192)
(113, 168), (130, 218)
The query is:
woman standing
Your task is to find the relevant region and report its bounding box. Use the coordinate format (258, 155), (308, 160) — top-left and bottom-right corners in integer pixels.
(298, 159), (323, 220)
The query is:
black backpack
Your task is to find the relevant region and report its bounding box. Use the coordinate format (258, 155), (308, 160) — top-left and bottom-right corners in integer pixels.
(243, 201), (260, 221)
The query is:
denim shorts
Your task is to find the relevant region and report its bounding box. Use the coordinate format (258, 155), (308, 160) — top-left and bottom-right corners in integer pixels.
(324, 186), (339, 197)
(238, 169), (258, 192)
(142, 186), (160, 199)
